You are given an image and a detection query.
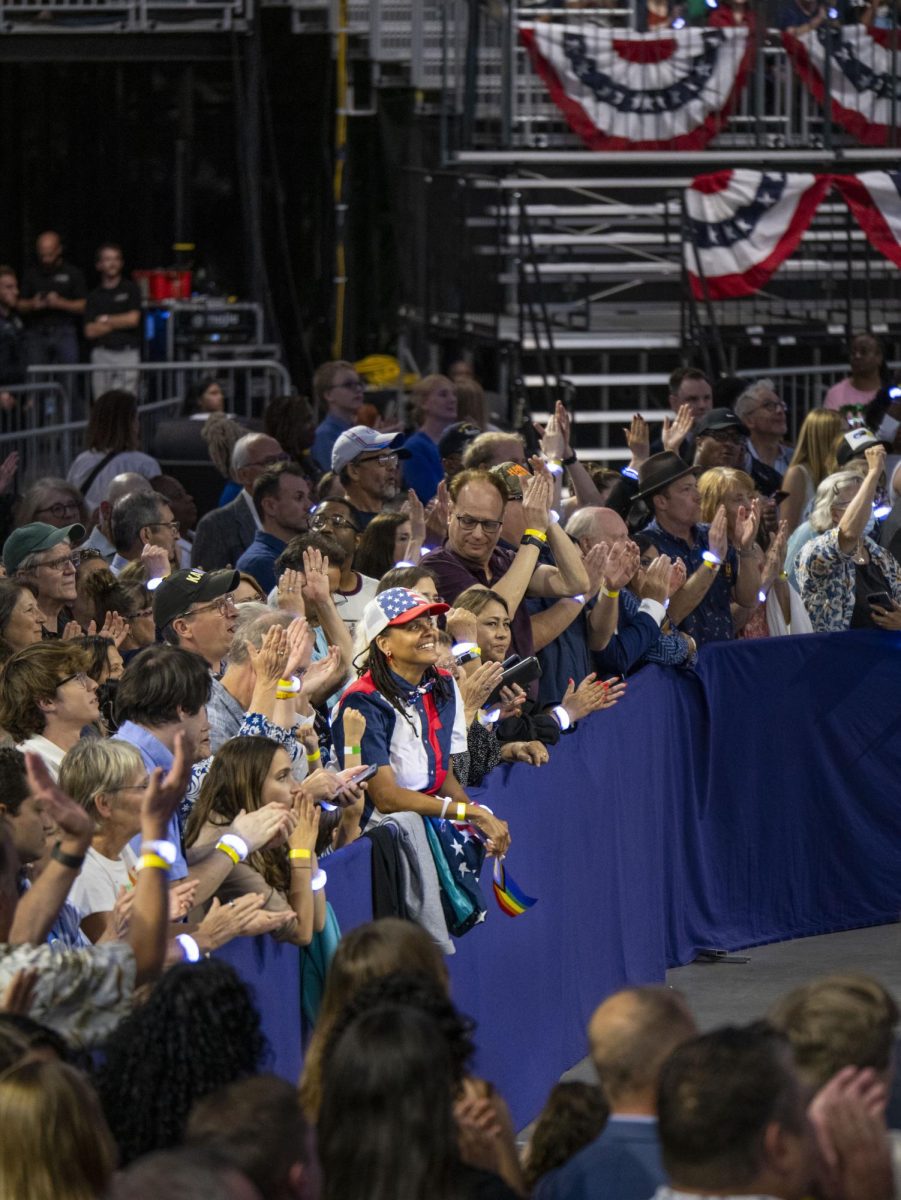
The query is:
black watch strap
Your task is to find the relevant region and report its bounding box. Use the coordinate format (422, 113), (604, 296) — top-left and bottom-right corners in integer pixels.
(520, 534), (546, 551)
(562, 452), (577, 466)
(51, 841), (86, 870)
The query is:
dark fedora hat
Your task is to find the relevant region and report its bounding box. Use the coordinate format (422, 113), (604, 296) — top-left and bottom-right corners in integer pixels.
(633, 451), (697, 503)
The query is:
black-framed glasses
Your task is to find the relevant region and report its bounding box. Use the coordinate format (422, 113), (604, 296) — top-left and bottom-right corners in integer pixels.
(357, 452), (398, 468)
(57, 671), (92, 690)
(453, 513), (502, 534)
(34, 502), (81, 520)
(250, 452), (291, 469)
(34, 553), (78, 573)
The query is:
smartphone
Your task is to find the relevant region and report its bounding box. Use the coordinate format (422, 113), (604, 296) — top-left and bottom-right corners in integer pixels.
(867, 591), (892, 610)
(486, 655), (542, 707)
(334, 763), (378, 795)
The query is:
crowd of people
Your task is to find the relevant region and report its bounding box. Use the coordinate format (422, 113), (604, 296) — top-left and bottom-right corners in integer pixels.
(0, 332), (898, 1196)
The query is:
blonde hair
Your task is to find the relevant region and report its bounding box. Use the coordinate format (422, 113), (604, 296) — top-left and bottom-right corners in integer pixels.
(58, 738), (144, 822)
(785, 409), (844, 487)
(201, 413), (249, 482)
(697, 467), (757, 524)
(809, 466), (867, 533)
(410, 374), (453, 427)
(0, 1059), (116, 1200)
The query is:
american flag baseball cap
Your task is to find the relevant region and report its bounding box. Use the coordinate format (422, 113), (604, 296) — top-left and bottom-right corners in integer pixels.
(357, 587), (450, 645)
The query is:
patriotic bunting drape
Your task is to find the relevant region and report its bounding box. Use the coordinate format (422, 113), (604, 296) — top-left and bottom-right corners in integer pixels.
(832, 171), (901, 268)
(685, 170), (901, 298)
(782, 26), (901, 147)
(519, 24), (752, 150)
(684, 170), (832, 299)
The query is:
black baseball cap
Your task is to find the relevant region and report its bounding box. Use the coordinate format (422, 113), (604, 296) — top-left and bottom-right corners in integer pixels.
(152, 567), (240, 630)
(835, 427), (887, 467)
(438, 421), (481, 459)
(695, 408), (749, 438)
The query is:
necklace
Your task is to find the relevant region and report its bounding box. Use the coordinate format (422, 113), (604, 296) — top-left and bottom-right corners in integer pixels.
(852, 539), (868, 566)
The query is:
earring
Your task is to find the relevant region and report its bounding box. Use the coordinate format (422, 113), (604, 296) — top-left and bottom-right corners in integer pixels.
(385, 650), (393, 659)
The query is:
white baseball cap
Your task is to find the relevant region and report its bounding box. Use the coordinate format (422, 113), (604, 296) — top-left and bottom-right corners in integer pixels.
(331, 426), (410, 474)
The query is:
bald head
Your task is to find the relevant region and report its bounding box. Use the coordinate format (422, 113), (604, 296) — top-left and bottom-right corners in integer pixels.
(588, 986), (697, 1112)
(36, 231), (62, 268)
(565, 505), (628, 552)
(106, 473), (153, 508)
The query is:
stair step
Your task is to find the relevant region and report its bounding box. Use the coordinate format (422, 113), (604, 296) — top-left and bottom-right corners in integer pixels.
(522, 333), (681, 351)
(523, 375), (671, 388)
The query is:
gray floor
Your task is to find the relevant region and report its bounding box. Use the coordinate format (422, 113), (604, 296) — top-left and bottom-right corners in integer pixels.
(559, 922), (901, 1088)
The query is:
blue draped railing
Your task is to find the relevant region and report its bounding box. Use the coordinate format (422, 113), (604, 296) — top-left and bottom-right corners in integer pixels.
(218, 629), (901, 1127)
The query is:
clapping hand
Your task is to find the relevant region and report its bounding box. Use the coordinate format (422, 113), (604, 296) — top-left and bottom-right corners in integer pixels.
(459, 660), (504, 717)
(662, 404), (694, 453)
(762, 520), (789, 589)
(247, 624), (290, 689)
(445, 606), (479, 646)
(87, 609), (129, 647)
(735, 497), (761, 551)
(521, 467), (552, 536)
(284, 615), (314, 677)
(623, 414), (650, 467)
(668, 557), (687, 595)
(640, 554), (673, 604)
(400, 489), (426, 548)
(561, 673), (627, 723)
(300, 547), (331, 607)
(603, 540), (640, 591)
(708, 505), (729, 562)
(140, 543), (171, 581)
(582, 542), (610, 598)
(300, 645), (342, 699)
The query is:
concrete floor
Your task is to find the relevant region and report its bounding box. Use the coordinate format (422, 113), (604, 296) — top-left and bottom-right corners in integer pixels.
(559, 922), (901, 1090)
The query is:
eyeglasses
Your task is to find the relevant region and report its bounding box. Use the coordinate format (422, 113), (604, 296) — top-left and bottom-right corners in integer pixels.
(76, 548), (104, 564)
(453, 513), (502, 535)
(34, 553), (78, 573)
(34, 502), (80, 520)
(183, 593), (237, 619)
(310, 513), (358, 532)
(146, 520), (180, 534)
(753, 399), (787, 413)
(705, 431), (745, 444)
(127, 607), (153, 621)
(57, 671), (92, 690)
(356, 453), (398, 468)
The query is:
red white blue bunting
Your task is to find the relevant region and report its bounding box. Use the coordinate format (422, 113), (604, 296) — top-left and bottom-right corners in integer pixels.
(832, 171), (901, 268)
(519, 24), (752, 150)
(684, 169), (832, 299)
(782, 26), (901, 147)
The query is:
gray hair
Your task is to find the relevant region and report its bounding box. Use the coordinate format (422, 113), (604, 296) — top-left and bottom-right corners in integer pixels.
(110, 491), (166, 555)
(231, 433), (267, 473)
(106, 472), (153, 507)
(227, 604), (295, 665)
(462, 432), (525, 470)
(734, 379), (776, 423)
(809, 467), (866, 533)
(565, 506), (604, 543)
(14, 477), (87, 529)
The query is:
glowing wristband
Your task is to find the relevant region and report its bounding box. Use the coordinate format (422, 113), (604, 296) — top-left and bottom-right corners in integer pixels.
(348, 744), (361, 756)
(480, 706), (501, 725)
(547, 460), (564, 477)
(176, 933), (201, 963)
(393, 559), (415, 568)
(138, 853), (170, 872)
(456, 801), (467, 821)
(215, 834), (249, 866)
(277, 676), (300, 693)
(552, 704), (572, 732)
(549, 509), (560, 525)
(570, 593), (586, 604)
(523, 528), (548, 542)
(602, 588), (620, 599)
(146, 576), (164, 591)
(311, 868), (327, 892)
(289, 847), (312, 862)
(702, 550), (722, 568)
(140, 839), (177, 865)
(439, 796), (452, 819)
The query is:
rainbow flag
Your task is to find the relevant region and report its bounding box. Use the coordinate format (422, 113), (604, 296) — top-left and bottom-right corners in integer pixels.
(492, 859), (538, 917)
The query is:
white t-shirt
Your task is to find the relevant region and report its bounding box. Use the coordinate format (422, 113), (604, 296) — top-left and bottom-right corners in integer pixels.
(67, 449), (161, 508)
(67, 844), (138, 918)
(335, 573), (378, 639)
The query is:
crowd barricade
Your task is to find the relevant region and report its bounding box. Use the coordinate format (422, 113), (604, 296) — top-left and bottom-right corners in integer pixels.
(217, 630), (901, 1126)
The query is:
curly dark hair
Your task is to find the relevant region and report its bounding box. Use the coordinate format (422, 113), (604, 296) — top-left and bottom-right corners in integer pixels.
(524, 1081), (609, 1190)
(95, 960), (268, 1166)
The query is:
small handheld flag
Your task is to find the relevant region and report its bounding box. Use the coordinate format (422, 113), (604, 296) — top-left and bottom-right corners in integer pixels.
(492, 858), (538, 917)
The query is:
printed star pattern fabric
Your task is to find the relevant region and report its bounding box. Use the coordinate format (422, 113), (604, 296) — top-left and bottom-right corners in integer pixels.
(519, 24), (753, 150)
(683, 169), (832, 298)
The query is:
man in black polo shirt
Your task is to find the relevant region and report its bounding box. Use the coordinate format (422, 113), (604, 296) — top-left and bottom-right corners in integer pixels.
(84, 243), (142, 399)
(18, 231), (86, 367)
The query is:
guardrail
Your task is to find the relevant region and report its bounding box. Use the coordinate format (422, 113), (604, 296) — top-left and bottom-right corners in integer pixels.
(0, 0), (251, 32)
(2, 359), (291, 482)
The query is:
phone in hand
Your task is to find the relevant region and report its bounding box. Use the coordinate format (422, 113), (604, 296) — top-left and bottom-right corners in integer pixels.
(485, 655), (542, 707)
(867, 591), (893, 611)
(334, 763), (377, 796)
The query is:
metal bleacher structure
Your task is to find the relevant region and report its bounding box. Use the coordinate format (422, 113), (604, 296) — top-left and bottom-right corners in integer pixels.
(5, 0), (900, 460)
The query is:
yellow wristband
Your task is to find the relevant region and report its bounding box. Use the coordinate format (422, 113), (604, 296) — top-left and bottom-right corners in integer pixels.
(703, 559), (720, 572)
(305, 749), (321, 763)
(602, 588), (620, 599)
(137, 853), (170, 872)
(456, 801), (467, 821)
(289, 847), (312, 861)
(523, 528), (548, 542)
(215, 840), (241, 865)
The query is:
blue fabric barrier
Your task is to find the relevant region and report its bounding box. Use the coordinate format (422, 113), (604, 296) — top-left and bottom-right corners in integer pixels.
(219, 631), (901, 1127)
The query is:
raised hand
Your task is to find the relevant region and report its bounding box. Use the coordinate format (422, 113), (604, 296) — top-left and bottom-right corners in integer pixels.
(141, 731), (191, 839)
(0, 451), (19, 495)
(425, 479), (450, 542)
(97, 609), (129, 648)
(603, 540), (639, 591)
(247, 623), (290, 688)
(808, 1066), (893, 1200)
(734, 497), (762, 550)
(458, 659), (504, 716)
(140, 542), (170, 581)
(232, 802), (297, 853)
(400, 489), (427, 550)
(289, 789), (320, 852)
(561, 674), (627, 722)
(662, 403), (694, 453)
(277, 567), (305, 614)
(284, 615), (314, 677)
(668, 556), (687, 595)
(300, 645), (342, 699)
(641, 553), (672, 603)
(865, 443), (887, 477)
(762, 519), (789, 588)
(537, 412), (565, 462)
(445, 606), (479, 646)
(301, 547), (331, 607)
(707, 505), (729, 562)
(60, 620), (83, 641)
(521, 469), (552, 535)
(623, 414), (650, 466)
(341, 706), (367, 750)
(582, 542), (610, 597)
(554, 399), (573, 455)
